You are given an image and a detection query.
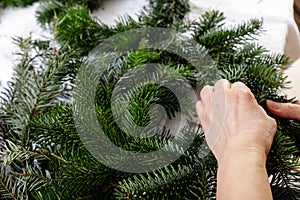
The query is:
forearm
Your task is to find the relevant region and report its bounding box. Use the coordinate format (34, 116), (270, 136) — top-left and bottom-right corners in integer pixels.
(217, 151), (273, 200)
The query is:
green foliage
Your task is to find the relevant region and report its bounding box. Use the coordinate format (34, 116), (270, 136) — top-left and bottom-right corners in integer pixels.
(53, 0), (191, 54)
(194, 19), (262, 56)
(36, 0), (103, 26)
(139, 0), (190, 28)
(0, 0), (38, 7)
(0, 0), (103, 27)
(0, 0), (101, 9)
(115, 165), (216, 200)
(0, 36), (82, 199)
(55, 5), (110, 54)
(0, 1), (299, 199)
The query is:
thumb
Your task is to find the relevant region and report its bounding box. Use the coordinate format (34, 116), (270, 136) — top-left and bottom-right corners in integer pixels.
(267, 100), (300, 120)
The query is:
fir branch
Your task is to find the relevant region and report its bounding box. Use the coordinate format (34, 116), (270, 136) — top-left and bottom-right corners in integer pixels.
(116, 164), (216, 199)
(139, 0), (190, 28)
(191, 10), (226, 38)
(0, 175), (18, 200)
(196, 19), (263, 55)
(0, 36), (81, 199)
(55, 5), (115, 54)
(0, 0), (38, 8)
(36, 0), (104, 27)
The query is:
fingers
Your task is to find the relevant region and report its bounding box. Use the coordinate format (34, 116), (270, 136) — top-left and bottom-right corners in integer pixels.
(200, 85), (214, 104)
(198, 79), (230, 133)
(215, 79), (231, 91)
(199, 79), (230, 118)
(196, 101), (209, 131)
(198, 85), (214, 132)
(199, 79), (232, 114)
(267, 100), (300, 120)
(231, 81), (251, 92)
(231, 82), (254, 100)
(201, 79), (231, 99)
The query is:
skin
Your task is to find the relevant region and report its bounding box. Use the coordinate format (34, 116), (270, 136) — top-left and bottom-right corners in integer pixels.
(196, 79), (300, 200)
(267, 100), (300, 120)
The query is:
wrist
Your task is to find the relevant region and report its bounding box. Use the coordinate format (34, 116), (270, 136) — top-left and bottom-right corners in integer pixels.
(217, 148), (267, 168)
(216, 148), (272, 200)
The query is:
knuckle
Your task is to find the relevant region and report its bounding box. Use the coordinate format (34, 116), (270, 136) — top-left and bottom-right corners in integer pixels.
(270, 117), (277, 126)
(196, 101), (202, 109)
(287, 103), (294, 110)
(215, 79), (230, 89)
(200, 85), (213, 98)
(217, 79), (228, 84)
(232, 81), (246, 88)
(268, 117), (277, 133)
(233, 81), (245, 86)
(233, 87), (253, 100)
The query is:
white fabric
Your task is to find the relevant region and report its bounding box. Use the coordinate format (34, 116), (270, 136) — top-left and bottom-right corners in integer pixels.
(285, 60), (300, 98)
(0, 3), (48, 89)
(92, 0), (148, 25)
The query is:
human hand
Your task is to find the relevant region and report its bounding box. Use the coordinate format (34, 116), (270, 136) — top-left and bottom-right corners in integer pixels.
(267, 100), (300, 120)
(196, 79), (277, 164)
